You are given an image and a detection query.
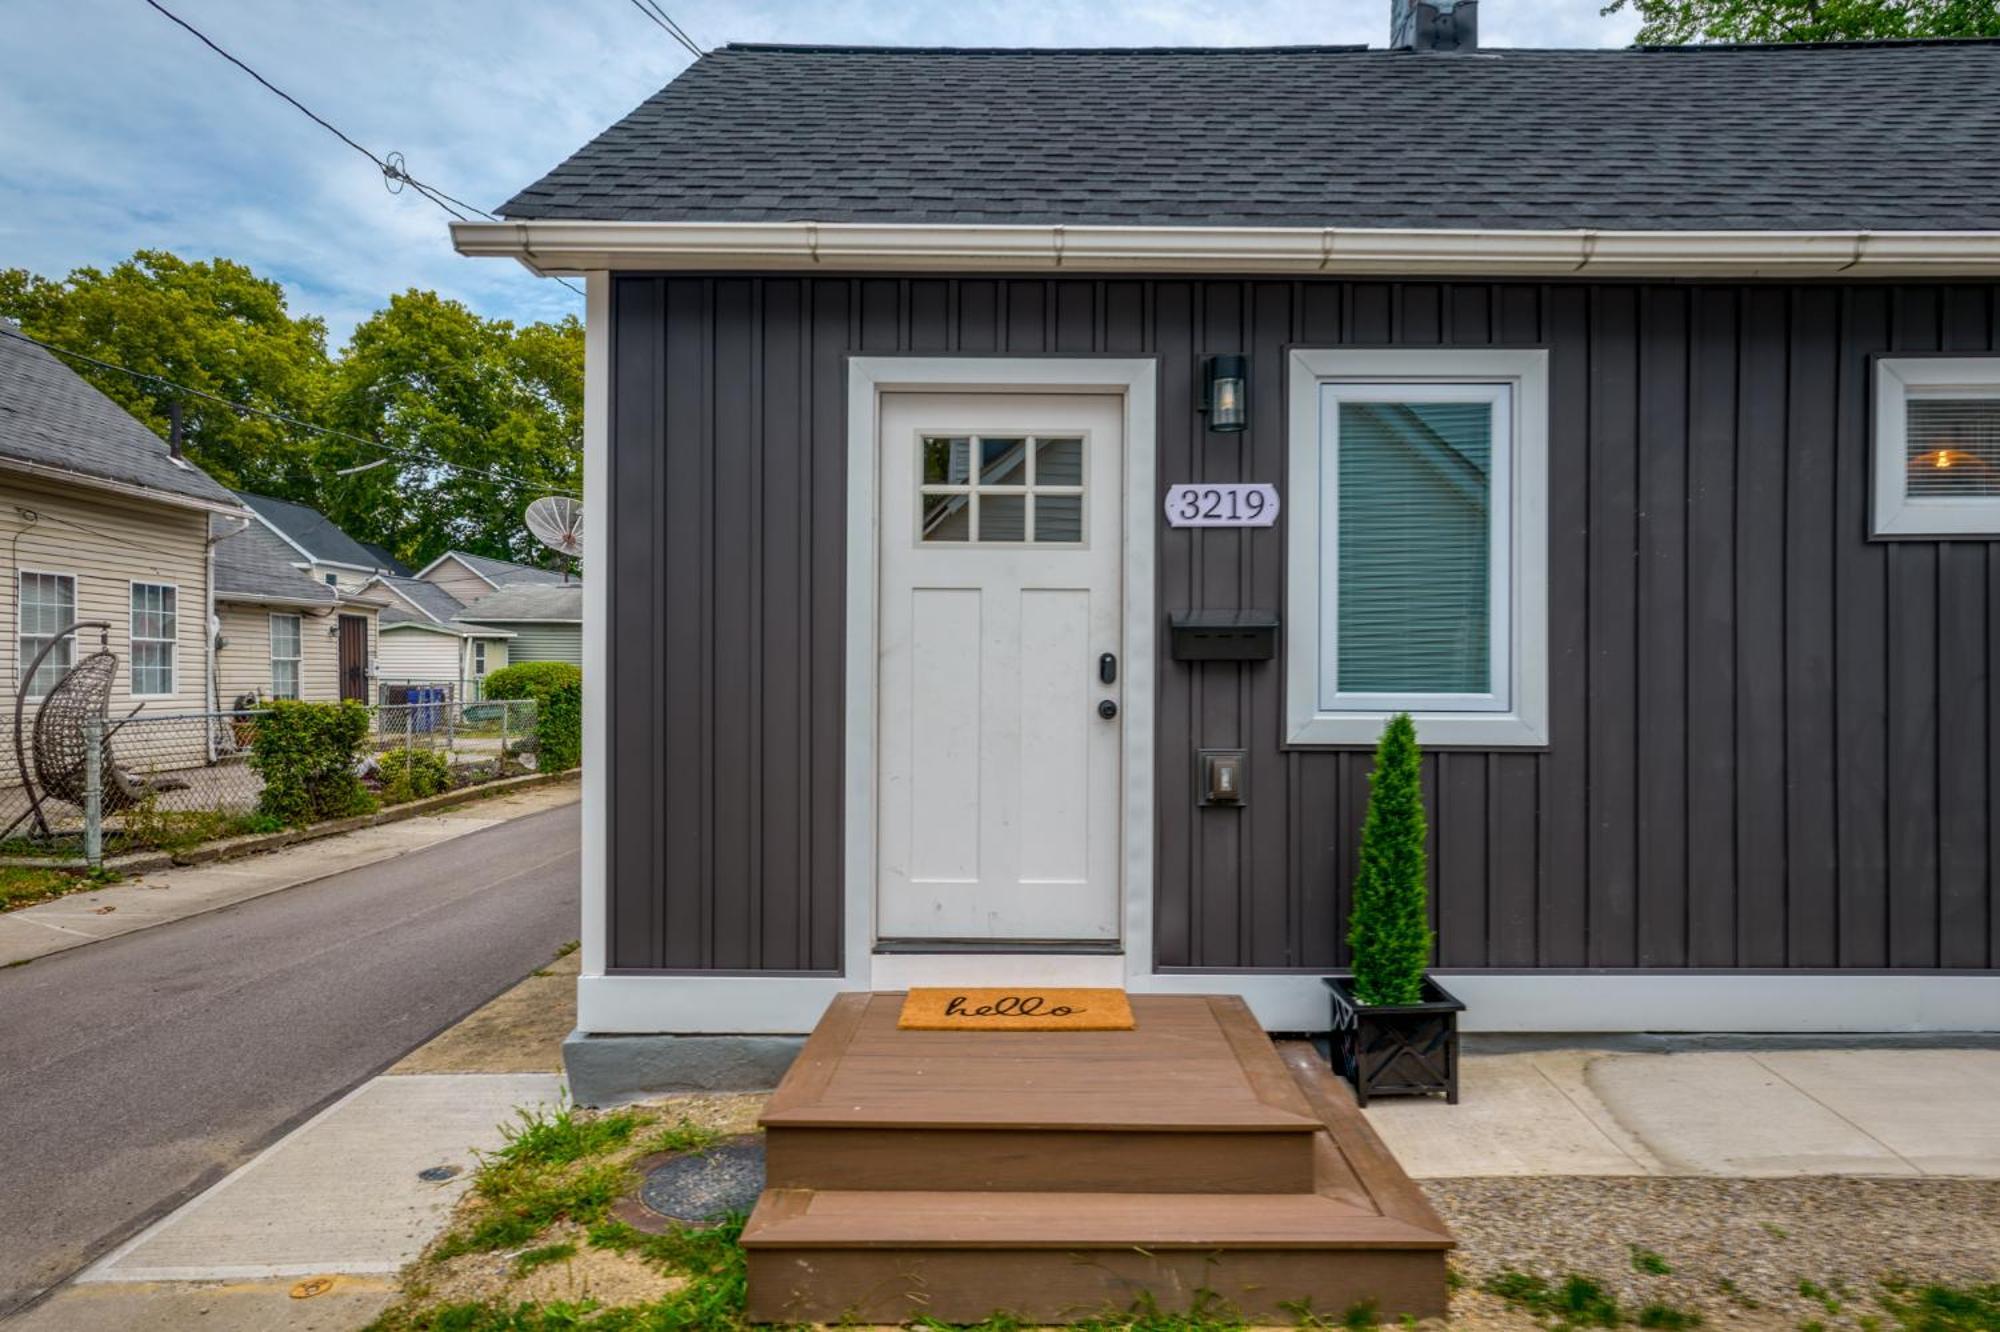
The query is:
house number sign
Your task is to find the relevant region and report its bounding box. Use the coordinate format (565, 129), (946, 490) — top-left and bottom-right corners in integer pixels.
(1164, 482), (1280, 528)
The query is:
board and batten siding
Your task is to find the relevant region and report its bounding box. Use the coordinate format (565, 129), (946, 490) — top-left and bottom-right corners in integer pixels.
(605, 275), (2000, 976)
(1, 478), (213, 784)
(214, 601), (377, 705)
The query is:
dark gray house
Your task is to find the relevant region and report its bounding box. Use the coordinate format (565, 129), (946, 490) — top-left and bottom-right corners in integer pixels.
(455, 20), (2000, 1062)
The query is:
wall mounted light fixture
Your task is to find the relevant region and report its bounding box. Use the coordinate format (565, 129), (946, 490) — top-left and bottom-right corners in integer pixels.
(1199, 354), (1248, 433)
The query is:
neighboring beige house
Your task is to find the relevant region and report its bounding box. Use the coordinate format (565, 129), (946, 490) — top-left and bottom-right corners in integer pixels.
(446, 582), (581, 667)
(413, 549), (566, 606)
(0, 319), (249, 789)
(211, 513), (383, 707)
(367, 572), (511, 700)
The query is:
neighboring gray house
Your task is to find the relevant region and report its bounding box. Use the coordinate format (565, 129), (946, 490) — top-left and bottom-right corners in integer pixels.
(415, 549), (569, 606)
(452, 582), (581, 667)
(368, 572), (515, 699)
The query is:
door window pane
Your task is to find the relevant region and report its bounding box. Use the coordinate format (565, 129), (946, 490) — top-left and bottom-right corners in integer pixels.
(1034, 494), (1083, 543)
(1034, 438), (1084, 486)
(1337, 400), (1492, 694)
(979, 438), (1028, 486)
(980, 494), (1026, 542)
(922, 436), (972, 485)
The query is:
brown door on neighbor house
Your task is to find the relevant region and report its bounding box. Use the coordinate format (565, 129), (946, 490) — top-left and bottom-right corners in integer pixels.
(337, 615), (369, 702)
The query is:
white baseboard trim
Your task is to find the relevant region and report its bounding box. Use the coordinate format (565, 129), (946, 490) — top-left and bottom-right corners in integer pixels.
(575, 970), (2000, 1036)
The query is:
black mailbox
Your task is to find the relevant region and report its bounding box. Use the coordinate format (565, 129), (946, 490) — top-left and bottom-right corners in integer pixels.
(1168, 609), (1279, 661)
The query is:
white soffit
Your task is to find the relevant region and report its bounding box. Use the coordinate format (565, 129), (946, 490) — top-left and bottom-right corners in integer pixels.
(453, 220), (2000, 278)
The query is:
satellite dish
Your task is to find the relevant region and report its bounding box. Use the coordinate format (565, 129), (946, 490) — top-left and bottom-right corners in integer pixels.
(524, 496), (583, 561)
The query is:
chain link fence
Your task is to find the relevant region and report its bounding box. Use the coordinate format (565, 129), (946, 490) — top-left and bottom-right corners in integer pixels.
(1, 698), (539, 867)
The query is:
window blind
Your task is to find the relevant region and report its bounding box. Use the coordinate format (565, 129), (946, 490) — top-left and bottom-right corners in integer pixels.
(1336, 400), (1493, 694)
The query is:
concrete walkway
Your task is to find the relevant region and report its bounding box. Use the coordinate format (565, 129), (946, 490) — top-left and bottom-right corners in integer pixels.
(0, 781), (578, 967)
(1366, 1046), (2000, 1179)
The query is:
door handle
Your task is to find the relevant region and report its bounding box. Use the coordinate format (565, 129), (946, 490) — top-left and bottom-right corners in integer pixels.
(1098, 699), (1119, 720)
(1099, 652), (1118, 685)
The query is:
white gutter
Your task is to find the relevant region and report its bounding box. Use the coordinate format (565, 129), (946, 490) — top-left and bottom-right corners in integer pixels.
(452, 220), (2000, 278)
(0, 459), (251, 516)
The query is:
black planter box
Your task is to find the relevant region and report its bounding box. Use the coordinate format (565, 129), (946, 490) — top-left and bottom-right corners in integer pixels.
(1323, 974), (1465, 1107)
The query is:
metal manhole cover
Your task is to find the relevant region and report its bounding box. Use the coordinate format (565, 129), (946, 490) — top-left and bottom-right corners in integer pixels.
(637, 1142), (765, 1224)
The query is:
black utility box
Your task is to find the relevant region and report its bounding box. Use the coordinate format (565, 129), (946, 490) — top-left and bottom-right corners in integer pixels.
(1168, 609), (1279, 661)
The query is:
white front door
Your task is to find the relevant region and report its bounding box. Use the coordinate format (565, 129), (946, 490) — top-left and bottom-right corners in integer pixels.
(876, 391), (1124, 942)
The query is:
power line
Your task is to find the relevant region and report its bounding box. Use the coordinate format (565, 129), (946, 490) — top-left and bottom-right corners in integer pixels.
(142, 0), (585, 298)
(625, 0), (705, 59)
(0, 326), (579, 499)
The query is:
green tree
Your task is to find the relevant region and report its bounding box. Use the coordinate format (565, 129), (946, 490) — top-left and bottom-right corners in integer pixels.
(0, 251), (331, 493)
(1603, 0), (2000, 43)
(1349, 713), (1434, 1007)
(322, 291), (580, 569)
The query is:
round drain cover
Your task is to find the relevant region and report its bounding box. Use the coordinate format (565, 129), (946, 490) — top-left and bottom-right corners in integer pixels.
(638, 1142), (764, 1224)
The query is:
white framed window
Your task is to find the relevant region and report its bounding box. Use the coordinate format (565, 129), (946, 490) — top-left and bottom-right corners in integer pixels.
(1285, 348), (1549, 747)
(916, 433), (1088, 545)
(1872, 356), (2000, 538)
(269, 613), (302, 700)
(18, 571), (76, 699)
(128, 582), (178, 697)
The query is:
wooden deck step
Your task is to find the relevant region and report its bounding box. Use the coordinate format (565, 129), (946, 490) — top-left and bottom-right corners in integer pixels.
(742, 994), (1453, 1325)
(742, 1189), (1447, 1325)
(760, 991), (1324, 1192)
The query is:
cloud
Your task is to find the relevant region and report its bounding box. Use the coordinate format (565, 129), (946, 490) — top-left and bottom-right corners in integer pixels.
(3, 0), (1639, 342)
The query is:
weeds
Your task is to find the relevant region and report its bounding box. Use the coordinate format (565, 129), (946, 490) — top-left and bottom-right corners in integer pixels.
(1636, 1302), (1703, 1329)
(632, 1117), (722, 1159)
(1799, 1280), (1846, 1315)
(1630, 1247), (1673, 1277)
(0, 865), (89, 911)
(1485, 1270), (1623, 1329)
(491, 1103), (643, 1169)
(1877, 1276), (2000, 1331)
(510, 1241), (576, 1277)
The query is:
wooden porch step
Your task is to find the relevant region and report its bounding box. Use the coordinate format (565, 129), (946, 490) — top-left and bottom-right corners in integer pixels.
(741, 1190), (1447, 1325)
(760, 991), (1325, 1192)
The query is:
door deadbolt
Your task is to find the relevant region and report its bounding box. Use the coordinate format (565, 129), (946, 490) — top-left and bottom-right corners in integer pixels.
(1097, 699), (1119, 720)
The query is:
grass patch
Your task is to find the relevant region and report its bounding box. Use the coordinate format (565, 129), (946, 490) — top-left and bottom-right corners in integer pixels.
(427, 1103), (644, 1261)
(1636, 1302), (1703, 1329)
(509, 1241), (576, 1278)
(1878, 1277), (2000, 1331)
(633, 1117), (722, 1159)
(492, 1103), (644, 1169)
(1629, 1246), (1672, 1277)
(0, 865), (102, 911)
(1485, 1270), (1623, 1329)
(1800, 1280), (1847, 1315)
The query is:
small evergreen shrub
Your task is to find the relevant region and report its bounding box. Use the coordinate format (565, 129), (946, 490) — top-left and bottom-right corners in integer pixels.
(536, 681), (581, 773)
(1348, 712), (1434, 1006)
(481, 660), (580, 708)
(249, 699), (377, 827)
(378, 747), (451, 803)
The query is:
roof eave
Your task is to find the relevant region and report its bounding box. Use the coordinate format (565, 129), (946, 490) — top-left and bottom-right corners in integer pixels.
(454, 220), (2000, 278)
(1, 457), (249, 515)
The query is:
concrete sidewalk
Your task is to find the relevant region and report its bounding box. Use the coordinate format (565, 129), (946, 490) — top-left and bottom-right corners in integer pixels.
(0, 780), (578, 968)
(1366, 1045), (2000, 1179)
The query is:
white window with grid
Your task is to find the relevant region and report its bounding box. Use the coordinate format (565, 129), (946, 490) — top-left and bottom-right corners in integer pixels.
(269, 613), (302, 700)
(1873, 356), (2000, 537)
(18, 571), (75, 699)
(129, 582), (178, 697)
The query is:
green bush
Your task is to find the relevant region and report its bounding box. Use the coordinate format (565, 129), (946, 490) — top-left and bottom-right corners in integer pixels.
(482, 661), (580, 708)
(1348, 712), (1434, 1006)
(378, 747), (451, 803)
(249, 699), (378, 827)
(536, 681), (581, 773)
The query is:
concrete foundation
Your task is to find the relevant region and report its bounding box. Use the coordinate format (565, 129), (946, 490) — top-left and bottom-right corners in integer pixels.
(562, 1029), (805, 1104)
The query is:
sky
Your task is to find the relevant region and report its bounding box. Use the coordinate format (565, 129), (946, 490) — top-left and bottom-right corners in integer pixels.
(1, 1), (1641, 345)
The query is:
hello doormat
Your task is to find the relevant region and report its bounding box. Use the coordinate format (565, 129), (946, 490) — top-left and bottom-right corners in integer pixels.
(897, 987), (1135, 1031)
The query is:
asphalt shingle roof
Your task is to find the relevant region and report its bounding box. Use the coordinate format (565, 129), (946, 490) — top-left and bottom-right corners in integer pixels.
(374, 574), (468, 624)
(211, 514), (338, 605)
(453, 582), (582, 624)
(236, 491), (395, 571)
(448, 551), (569, 587)
(0, 320), (243, 507)
(501, 41), (2000, 232)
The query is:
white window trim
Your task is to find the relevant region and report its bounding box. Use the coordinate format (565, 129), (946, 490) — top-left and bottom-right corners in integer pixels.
(128, 580), (179, 698)
(1285, 347), (1549, 747)
(17, 569), (77, 701)
(1872, 355), (2000, 538)
(269, 612), (302, 700)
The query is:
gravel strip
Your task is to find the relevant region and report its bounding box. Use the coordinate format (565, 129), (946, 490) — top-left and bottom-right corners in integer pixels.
(1424, 1176), (2000, 1329)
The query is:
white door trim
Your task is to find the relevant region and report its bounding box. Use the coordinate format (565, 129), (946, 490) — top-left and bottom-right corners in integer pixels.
(844, 357), (1158, 990)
